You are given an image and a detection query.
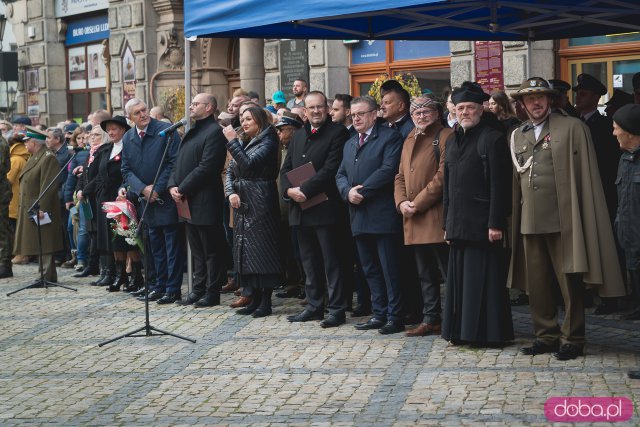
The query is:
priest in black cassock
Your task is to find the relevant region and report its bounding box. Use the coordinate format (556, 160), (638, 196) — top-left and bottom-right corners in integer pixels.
(441, 82), (514, 346)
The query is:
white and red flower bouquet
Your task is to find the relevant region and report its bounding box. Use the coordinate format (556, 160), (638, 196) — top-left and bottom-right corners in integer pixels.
(102, 200), (143, 252)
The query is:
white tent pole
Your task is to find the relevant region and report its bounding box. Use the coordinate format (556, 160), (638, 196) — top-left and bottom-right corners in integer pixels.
(185, 36), (193, 295)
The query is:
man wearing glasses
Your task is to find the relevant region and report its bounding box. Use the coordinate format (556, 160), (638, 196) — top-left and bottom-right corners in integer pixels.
(121, 98), (183, 304)
(336, 96), (405, 334)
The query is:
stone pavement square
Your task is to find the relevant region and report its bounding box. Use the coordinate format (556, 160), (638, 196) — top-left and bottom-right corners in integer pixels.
(0, 263), (638, 426)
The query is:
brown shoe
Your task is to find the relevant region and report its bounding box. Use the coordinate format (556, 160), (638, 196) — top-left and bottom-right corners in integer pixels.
(229, 296), (252, 308)
(221, 279), (239, 294)
(405, 323), (441, 337)
(298, 298), (308, 306)
(234, 287), (242, 296)
(11, 255), (29, 265)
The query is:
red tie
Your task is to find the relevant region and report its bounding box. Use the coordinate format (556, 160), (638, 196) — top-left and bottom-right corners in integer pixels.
(311, 128), (317, 134)
(359, 133), (365, 147)
(139, 131), (145, 139)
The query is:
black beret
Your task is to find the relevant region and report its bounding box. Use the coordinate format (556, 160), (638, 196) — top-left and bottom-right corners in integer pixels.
(613, 104), (640, 136)
(451, 81), (490, 105)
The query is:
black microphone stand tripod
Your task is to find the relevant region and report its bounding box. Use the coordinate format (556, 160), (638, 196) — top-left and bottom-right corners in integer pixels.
(99, 128), (195, 346)
(7, 151), (78, 296)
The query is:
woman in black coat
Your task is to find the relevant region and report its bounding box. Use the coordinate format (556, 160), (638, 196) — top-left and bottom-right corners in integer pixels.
(223, 107), (282, 317)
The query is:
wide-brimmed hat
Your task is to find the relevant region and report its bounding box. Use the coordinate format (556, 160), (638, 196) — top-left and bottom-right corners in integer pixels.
(275, 111), (304, 128)
(511, 77), (557, 100)
(100, 115), (131, 132)
(572, 73), (607, 96)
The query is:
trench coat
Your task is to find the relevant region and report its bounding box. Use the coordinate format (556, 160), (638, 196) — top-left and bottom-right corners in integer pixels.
(8, 141), (30, 219)
(394, 124), (453, 244)
(14, 144), (64, 255)
(507, 110), (625, 297)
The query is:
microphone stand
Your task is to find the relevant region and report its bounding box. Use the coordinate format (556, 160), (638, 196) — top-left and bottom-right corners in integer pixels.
(7, 150), (78, 296)
(99, 128), (195, 346)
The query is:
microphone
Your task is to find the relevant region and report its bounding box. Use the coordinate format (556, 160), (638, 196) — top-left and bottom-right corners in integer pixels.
(158, 118), (187, 137)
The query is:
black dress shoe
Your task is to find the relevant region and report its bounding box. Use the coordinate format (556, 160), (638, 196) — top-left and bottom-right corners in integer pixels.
(510, 293), (529, 306)
(287, 309), (323, 322)
(354, 318), (386, 330)
(624, 307), (640, 320)
(193, 295), (221, 308)
(628, 370), (640, 379)
(177, 292), (204, 306)
(351, 305), (372, 317)
(0, 266), (13, 278)
(130, 288), (147, 297)
(320, 314), (345, 328)
(378, 320), (404, 335)
(252, 307), (272, 318)
(521, 340), (559, 355)
(554, 343), (583, 361)
(138, 290), (162, 301)
(157, 293), (180, 304)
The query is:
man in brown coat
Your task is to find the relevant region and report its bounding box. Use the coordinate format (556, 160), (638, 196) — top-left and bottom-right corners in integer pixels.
(14, 126), (65, 282)
(394, 97), (452, 336)
(508, 77), (625, 360)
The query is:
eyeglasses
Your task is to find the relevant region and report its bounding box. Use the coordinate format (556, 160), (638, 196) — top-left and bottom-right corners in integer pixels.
(190, 101), (209, 107)
(349, 110), (376, 120)
(412, 110), (437, 117)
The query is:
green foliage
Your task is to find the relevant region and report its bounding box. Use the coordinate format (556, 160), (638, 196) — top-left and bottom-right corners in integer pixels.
(368, 73), (422, 104)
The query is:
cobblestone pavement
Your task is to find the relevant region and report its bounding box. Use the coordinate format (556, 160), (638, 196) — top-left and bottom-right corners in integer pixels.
(0, 263), (638, 426)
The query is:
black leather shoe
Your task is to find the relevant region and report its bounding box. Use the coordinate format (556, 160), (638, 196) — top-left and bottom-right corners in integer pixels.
(354, 317), (386, 330)
(287, 309), (323, 322)
(252, 307), (272, 318)
(521, 340), (559, 355)
(510, 293), (529, 306)
(624, 307), (640, 320)
(130, 288), (147, 297)
(378, 320), (404, 335)
(157, 293), (180, 304)
(554, 343), (583, 361)
(320, 314), (345, 328)
(176, 292), (204, 306)
(351, 305), (371, 317)
(138, 290), (162, 301)
(194, 295), (221, 308)
(0, 266), (13, 278)
(628, 370), (640, 379)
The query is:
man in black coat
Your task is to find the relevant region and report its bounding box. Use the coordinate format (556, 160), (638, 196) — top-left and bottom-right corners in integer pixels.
(280, 91), (351, 327)
(336, 96), (405, 334)
(169, 93), (228, 307)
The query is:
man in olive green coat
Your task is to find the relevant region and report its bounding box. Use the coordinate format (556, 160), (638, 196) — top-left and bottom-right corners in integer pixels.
(507, 77), (625, 361)
(13, 126), (64, 282)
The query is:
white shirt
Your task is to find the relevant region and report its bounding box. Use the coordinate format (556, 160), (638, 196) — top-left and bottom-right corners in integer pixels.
(110, 140), (123, 159)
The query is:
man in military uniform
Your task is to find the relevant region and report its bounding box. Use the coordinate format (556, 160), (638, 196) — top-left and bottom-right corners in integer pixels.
(0, 134), (12, 278)
(508, 77), (625, 360)
(548, 79), (579, 118)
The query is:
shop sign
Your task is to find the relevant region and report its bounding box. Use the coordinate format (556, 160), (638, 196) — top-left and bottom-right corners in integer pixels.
(122, 43), (136, 104)
(393, 40), (450, 61)
(351, 40), (386, 65)
(474, 41), (504, 94)
(66, 15), (109, 46)
(56, 0), (109, 18)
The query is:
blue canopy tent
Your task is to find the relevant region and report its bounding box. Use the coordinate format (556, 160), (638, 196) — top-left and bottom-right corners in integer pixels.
(184, 0), (640, 41)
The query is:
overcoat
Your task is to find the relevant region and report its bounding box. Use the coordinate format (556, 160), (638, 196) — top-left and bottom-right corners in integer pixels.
(279, 116), (350, 227)
(507, 110), (625, 297)
(8, 141), (29, 219)
(336, 122), (403, 236)
(225, 127), (282, 276)
(14, 144), (64, 255)
(394, 124), (453, 244)
(121, 118), (180, 227)
(168, 115), (227, 226)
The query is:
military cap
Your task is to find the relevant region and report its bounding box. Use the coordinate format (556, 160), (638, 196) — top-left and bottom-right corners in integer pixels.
(24, 125), (47, 141)
(275, 111), (304, 128)
(451, 81), (490, 105)
(548, 79), (571, 93)
(511, 77), (557, 99)
(613, 104), (640, 136)
(572, 73), (607, 96)
(605, 89), (634, 108)
(11, 115), (31, 126)
(63, 122), (79, 133)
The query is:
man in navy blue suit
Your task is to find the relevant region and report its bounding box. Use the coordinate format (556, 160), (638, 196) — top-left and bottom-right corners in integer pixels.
(120, 98), (184, 304)
(336, 96), (405, 335)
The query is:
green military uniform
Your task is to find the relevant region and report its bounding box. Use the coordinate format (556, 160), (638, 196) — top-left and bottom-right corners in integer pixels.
(0, 135), (12, 277)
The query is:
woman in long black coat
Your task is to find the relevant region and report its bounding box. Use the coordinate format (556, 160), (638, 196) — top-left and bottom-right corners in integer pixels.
(223, 106), (282, 317)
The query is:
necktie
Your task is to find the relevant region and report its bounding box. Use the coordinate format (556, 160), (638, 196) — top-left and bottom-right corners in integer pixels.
(139, 131), (145, 139)
(311, 128), (317, 134)
(359, 133), (365, 147)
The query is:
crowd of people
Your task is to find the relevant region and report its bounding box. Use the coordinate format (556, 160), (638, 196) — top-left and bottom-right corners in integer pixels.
(1, 72), (639, 375)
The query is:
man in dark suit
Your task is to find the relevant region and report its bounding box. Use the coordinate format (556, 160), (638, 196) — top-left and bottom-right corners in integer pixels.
(168, 93), (228, 307)
(120, 98), (183, 304)
(573, 73), (623, 315)
(380, 84), (414, 139)
(280, 91), (350, 328)
(336, 96), (405, 334)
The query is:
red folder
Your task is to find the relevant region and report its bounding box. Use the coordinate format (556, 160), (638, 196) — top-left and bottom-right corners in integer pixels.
(176, 197), (191, 220)
(285, 162), (328, 210)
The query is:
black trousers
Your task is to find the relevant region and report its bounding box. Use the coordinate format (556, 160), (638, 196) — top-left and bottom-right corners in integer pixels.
(185, 222), (228, 297)
(414, 243), (449, 324)
(297, 224), (346, 315)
